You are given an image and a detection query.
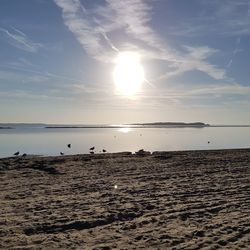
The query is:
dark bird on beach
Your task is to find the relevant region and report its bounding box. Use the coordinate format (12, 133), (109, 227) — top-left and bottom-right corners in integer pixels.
(90, 151), (94, 154)
(60, 152), (64, 156)
(208, 141), (210, 144)
(22, 153), (27, 157)
(67, 144), (71, 148)
(102, 149), (107, 153)
(89, 146), (95, 151)
(13, 151), (19, 156)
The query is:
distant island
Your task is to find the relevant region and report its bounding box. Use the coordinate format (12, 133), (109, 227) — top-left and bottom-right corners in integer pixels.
(130, 122), (210, 127)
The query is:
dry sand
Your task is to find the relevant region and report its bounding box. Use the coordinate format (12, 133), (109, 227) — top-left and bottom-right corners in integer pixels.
(0, 149), (249, 249)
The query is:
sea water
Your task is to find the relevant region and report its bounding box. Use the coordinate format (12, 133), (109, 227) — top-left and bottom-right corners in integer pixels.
(0, 125), (250, 158)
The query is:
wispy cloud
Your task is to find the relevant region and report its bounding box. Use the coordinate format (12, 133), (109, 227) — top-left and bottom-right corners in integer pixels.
(0, 89), (72, 101)
(0, 69), (50, 84)
(54, 0), (226, 82)
(184, 83), (250, 97)
(226, 37), (241, 68)
(53, 0), (174, 60)
(0, 26), (43, 52)
(53, 0), (112, 61)
(168, 0), (250, 37)
(0, 60), (84, 84)
(133, 81), (250, 110)
(104, 0), (164, 50)
(157, 46), (226, 81)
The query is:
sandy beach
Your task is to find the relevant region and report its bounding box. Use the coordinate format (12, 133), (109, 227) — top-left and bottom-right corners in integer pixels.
(0, 149), (249, 249)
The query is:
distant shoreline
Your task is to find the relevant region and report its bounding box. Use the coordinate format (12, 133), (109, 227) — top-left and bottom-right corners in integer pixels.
(45, 123), (210, 129)
(1, 123), (250, 129)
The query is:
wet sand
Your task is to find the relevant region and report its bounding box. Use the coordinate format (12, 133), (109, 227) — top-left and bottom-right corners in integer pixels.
(0, 149), (249, 249)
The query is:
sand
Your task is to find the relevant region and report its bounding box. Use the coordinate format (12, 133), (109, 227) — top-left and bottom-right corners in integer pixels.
(0, 149), (249, 249)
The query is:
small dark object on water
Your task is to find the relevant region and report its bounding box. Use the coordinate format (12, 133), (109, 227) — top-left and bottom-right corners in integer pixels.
(60, 152), (64, 156)
(67, 144), (71, 148)
(90, 151), (94, 155)
(102, 149), (107, 153)
(14, 151), (19, 156)
(90, 146), (95, 151)
(22, 153), (27, 157)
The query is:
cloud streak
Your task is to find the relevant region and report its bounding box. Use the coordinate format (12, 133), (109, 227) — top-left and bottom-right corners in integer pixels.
(54, 0), (113, 61)
(104, 0), (164, 50)
(54, 0), (174, 60)
(0, 27), (43, 52)
(54, 0), (227, 82)
(133, 82), (250, 110)
(168, 0), (250, 37)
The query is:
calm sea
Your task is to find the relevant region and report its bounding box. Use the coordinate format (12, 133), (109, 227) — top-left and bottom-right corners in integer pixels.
(0, 125), (250, 158)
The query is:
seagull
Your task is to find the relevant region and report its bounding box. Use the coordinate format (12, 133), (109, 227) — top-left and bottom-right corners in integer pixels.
(13, 151), (19, 156)
(22, 153), (27, 157)
(67, 144), (71, 148)
(89, 146), (95, 151)
(60, 152), (64, 156)
(102, 149), (106, 153)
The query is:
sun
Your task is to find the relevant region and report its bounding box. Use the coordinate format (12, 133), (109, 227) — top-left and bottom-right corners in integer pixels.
(113, 51), (145, 97)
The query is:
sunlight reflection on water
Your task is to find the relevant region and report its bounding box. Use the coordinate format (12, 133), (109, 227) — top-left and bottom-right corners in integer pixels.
(118, 127), (132, 133)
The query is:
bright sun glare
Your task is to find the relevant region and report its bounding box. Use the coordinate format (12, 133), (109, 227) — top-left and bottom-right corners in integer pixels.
(113, 51), (145, 96)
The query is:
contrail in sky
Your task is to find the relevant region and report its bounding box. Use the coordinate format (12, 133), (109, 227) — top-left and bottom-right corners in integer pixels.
(101, 32), (120, 53)
(227, 0), (250, 68)
(0, 65), (84, 83)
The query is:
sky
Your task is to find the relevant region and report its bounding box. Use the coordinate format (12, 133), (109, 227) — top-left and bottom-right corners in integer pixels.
(1, 0), (250, 124)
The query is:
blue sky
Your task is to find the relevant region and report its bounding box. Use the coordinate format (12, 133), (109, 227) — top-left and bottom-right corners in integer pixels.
(1, 0), (250, 124)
